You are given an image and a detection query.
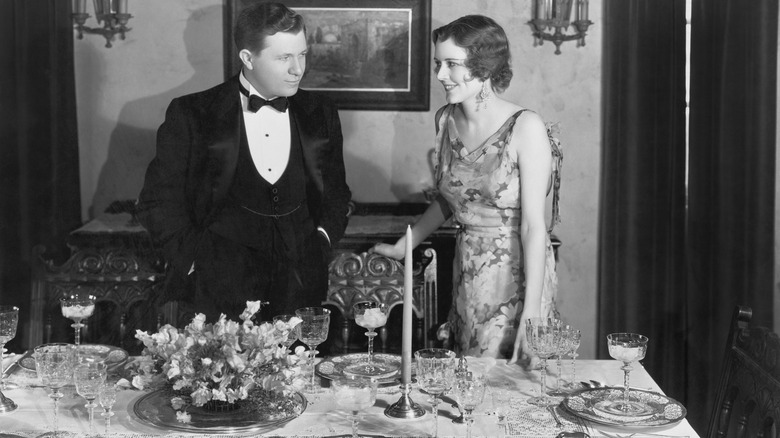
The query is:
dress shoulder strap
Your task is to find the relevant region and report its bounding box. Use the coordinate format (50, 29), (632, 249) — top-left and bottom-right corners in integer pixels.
(547, 122), (563, 233)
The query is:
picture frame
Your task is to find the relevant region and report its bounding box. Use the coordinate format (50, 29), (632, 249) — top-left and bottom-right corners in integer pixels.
(225, 0), (431, 111)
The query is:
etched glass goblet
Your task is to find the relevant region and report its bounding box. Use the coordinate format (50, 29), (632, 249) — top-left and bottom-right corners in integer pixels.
(34, 343), (77, 436)
(75, 361), (107, 436)
(295, 307), (330, 393)
(331, 375), (378, 438)
(564, 327), (582, 390)
(525, 317), (562, 407)
(606, 332), (649, 414)
(454, 372), (487, 438)
(415, 348), (456, 438)
(98, 383), (117, 436)
(60, 292), (96, 346)
(0, 305), (19, 393)
(344, 301), (395, 377)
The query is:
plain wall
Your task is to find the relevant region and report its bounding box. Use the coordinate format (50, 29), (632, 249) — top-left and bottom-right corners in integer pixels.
(74, 0), (600, 359)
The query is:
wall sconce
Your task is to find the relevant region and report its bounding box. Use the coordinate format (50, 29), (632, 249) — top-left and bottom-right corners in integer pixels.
(529, 0), (592, 55)
(72, 0), (132, 48)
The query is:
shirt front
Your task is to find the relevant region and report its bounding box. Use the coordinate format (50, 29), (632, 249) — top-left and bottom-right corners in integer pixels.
(239, 73), (290, 185)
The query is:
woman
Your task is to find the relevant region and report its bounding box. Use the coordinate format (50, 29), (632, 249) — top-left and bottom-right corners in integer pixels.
(371, 15), (560, 362)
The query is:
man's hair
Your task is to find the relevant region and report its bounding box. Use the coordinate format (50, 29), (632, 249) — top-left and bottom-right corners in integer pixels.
(234, 2), (306, 54)
(432, 15), (513, 93)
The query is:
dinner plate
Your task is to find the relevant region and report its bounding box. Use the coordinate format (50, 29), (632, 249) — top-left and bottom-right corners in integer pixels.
(18, 344), (129, 371)
(316, 353), (404, 387)
(562, 387), (686, 429)
(133, 388), (306, 433)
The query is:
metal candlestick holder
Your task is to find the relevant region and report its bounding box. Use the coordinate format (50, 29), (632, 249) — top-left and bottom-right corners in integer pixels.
(384, 382), (425, 419)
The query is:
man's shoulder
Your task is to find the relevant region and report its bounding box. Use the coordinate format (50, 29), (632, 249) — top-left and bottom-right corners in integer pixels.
(292, 88), (337, 111)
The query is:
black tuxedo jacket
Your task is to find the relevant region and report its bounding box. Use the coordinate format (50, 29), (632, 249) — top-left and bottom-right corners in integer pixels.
(136, 75), (351, 291)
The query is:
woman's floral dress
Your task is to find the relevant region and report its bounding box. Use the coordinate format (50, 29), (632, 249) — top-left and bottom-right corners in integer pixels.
(435, 104), (559, 358)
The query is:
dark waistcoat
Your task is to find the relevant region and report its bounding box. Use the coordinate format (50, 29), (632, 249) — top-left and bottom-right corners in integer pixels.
(207, 115), (314, 261)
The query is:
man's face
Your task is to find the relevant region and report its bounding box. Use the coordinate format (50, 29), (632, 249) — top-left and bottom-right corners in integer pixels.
(243, 31), (307, 99)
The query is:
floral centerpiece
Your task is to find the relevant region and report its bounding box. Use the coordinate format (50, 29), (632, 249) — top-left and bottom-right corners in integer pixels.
(123, 301), (308, 423)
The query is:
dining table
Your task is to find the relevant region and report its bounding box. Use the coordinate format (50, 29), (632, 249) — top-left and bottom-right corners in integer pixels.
(0, 352), (700, 438)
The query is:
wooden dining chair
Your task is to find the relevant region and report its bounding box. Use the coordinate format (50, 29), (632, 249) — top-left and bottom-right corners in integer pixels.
(323, 248), (438, 354)
(707, 305), (780, 438)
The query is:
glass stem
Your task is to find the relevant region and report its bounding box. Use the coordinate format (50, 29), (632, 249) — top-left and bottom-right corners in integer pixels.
(465, 409), (474, 438)
(366, 330), (376, 364)
(622, 363), (632, 408)
(431, 396), (440, 437)
(88, 403), (95, 435)
(539, 358), (548, 400)
(73, 321), (82, 346)
(556, 355), (562, 390)
(310, 348), (317, 388)
(105, 409), (111, 436)
(0, 342), (5, 390)
(51, 391), (61, 435)
(350, 410), (360, 438)
(570, 353), (578, 384)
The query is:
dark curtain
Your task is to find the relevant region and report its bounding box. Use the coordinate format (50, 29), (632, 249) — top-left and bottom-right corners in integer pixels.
(598, 0), (688, 424)
(686, 0), (777, 431)
(0, 0), (81, 350)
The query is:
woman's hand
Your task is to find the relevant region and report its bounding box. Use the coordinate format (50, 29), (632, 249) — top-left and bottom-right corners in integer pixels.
(508, 313), (540, 370)
(368, 242), (404, 260)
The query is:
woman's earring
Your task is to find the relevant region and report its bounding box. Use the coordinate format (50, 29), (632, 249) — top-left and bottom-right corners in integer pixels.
(477, 82), (492, 110)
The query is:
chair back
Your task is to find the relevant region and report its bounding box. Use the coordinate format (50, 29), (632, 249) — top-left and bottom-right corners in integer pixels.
(323, 249), (437, 353)
(708, 305), (780, 437)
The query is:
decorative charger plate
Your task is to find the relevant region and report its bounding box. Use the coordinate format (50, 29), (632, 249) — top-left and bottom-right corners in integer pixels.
(316, 353), (404, 386)
(562, 387), (687, 429)
(133, 388), (307, 434)
(19, 344), (129, 371)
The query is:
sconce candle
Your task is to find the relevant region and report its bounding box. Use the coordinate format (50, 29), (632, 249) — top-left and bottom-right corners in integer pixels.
(73, 0), (86, 14)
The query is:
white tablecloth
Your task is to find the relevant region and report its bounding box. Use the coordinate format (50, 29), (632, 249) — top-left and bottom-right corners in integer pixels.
(0, 356), (700, 437)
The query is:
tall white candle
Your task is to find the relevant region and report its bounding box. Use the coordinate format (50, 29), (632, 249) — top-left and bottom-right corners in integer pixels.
(402, 225), (413, 384)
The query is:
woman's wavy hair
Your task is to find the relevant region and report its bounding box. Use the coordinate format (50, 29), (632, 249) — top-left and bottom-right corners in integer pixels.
(234, 2), (306, 54)
(432, 15), (512, 93)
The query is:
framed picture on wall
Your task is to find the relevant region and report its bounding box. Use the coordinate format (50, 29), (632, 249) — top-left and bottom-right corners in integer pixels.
(225, 0), (431, 111)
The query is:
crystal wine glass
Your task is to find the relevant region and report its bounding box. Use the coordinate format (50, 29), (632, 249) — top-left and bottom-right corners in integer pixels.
(344, 301), (395, 377)
(0, 306), (19, 392)
(75, 361), (107, 436)
(525, 317), (562, 407)
(295, 307), (330, 393)
(415, 348), (456, 438)
(454, 372), (487, 438)
(606, 332), (649, 414)
(330, 375), (378, 438)
(273, 314), (300, 351)
(60, 292), (96, 346)
(98, 383), (117, 436)
(34, 343), (77, 436)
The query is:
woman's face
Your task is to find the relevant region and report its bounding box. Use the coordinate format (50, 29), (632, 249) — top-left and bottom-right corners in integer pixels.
(433, 38), (482, 105)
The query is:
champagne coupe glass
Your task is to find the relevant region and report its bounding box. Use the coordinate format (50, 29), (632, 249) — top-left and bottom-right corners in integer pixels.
(344, 301), (394, 377)
(60, 292), (96, 346)
(525, 317), (562, 407)
(606, 333), (649, 414)
(415, 348), (456, 438)
(0, 306), (19, 392)
(330, 375), (378, 438)
(295, 307), (330, 393)
(455, 372), (487, 438)
(34, 343), (77, 436)
(273, 314), (300, 351)
(75, 361), (107, 436)
(98, 383), (117, 436)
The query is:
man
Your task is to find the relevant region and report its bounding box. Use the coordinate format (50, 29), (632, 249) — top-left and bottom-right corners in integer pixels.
(136, 3), (351, 323)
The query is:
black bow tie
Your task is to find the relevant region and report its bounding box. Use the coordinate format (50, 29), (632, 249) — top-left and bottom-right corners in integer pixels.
(239, 83), (288, 112)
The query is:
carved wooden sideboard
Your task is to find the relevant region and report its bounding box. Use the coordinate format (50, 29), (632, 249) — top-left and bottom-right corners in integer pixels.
(28, 213), (166, 353)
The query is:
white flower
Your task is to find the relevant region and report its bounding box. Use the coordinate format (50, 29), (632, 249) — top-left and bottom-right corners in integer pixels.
(240, 301), (262, 321)
(201, 357), (212, 366)
(170, 397), (186, 410)
(131, 375), (147, 390)
(190, 313), (206, 331)
(175, 410), (191, 423)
